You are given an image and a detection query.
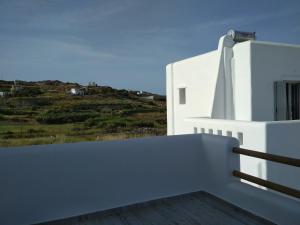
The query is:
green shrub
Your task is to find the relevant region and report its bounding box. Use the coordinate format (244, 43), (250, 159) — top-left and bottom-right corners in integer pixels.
(0, 128), (46, 139)
(0, 108), (13, 115)
(84, 117), (105, 127)
(132, 121), (155, 128)
(37, 110), (99, 124)
(20, 88), (43, 97)
(121, 108), (155, 116)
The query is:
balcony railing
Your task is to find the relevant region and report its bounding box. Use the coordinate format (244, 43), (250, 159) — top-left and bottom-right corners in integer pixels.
(232, 147), (300, 199)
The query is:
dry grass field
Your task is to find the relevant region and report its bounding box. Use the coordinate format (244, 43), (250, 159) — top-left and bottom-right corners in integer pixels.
(0, 80), (166, 147)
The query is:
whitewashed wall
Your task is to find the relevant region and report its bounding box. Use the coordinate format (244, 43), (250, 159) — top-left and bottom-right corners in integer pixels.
(166, 38), (300, 191)
(166, 50), (220, 135)
(184, 118), (300, 190)
(0, 135), (235, 225)
(0, 135), (299, 225)
(250, 42), (300, 121)
(232, 41), (300, 121)
(232, 42), (252, 121)
(167, 40), (300, 127)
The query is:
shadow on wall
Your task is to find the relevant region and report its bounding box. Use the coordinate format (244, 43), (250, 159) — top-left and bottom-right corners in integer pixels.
(266, 123), (300, 190)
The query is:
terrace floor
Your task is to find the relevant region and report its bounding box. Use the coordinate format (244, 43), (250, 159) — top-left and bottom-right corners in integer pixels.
(40, 191), (275, 225)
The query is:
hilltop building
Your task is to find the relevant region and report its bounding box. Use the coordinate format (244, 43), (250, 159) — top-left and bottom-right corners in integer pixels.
(70, 87), (85, 96)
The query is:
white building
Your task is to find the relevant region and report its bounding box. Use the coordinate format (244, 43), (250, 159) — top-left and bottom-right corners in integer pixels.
(166, 30), (300, 189)
(70, 88), (85, 96)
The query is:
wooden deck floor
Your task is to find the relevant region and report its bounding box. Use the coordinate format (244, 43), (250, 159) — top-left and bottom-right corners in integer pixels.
(40, 191), (275, 225)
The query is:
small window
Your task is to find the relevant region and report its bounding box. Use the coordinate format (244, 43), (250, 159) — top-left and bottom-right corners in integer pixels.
(217, 130), (222, 136)
(201, 128), (205, 133)
(208, 129), (213, 134)
(179, 88), (186, 105)
(275, 81), (300, 120)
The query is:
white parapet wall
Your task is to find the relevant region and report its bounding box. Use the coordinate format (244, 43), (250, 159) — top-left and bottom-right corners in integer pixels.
(0, 135), (299, 225)
(184, 118), (300, 190)
(0, 135), (235, 225)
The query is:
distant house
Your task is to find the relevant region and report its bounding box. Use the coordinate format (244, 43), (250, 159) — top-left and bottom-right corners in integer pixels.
(0, 91), (11, 98)
(70, 88), (85, 96)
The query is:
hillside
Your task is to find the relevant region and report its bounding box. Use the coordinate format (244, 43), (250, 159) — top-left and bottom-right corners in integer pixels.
(0, 80), (166, 147)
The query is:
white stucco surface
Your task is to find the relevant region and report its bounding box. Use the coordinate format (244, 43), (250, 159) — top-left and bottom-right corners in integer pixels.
(0, 135), (299, 225)
(0, 135), (227, 225)
(166, 35), (300, 192)
(167, 39), (300, 125)
(250, 41), (300, 121)
(185, 118), (300, 190)
(232, 42), (252, 121)
(166, 50), (220, 134)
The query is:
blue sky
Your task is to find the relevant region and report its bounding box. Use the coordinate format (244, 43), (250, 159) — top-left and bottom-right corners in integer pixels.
(0, 0), (299, 94)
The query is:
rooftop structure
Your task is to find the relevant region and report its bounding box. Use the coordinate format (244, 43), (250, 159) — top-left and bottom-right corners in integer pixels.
(167, 30), (300, 190)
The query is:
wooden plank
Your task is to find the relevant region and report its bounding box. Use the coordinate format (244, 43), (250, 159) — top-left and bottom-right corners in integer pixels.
(129, 205), (171, 225)
(39, 191), (275, 225)
(233, 170), (300, 199)
(164, 193), (246, 225)
(137, 197), (201, 225)
(232, 147), (300, 167)
(193, 192), (276, 225)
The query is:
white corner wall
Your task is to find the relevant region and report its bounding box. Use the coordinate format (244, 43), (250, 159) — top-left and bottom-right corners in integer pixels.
(166, 51), (220, 135)
(228, 40), (300, 122)
(183, 117), (300, 191)
(166, 63), (175, 135)
(250, 41), (300, 121)
(232, 42), (252, 121)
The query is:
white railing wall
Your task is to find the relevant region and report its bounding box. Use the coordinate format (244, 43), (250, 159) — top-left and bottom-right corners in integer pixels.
(185, 118), (300, 190)
(0, 134), (299, 225)
(0, 135), (236, 225)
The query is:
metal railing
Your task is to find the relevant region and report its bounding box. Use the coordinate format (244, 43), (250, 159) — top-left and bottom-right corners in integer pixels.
(232, 147), (300, 199)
